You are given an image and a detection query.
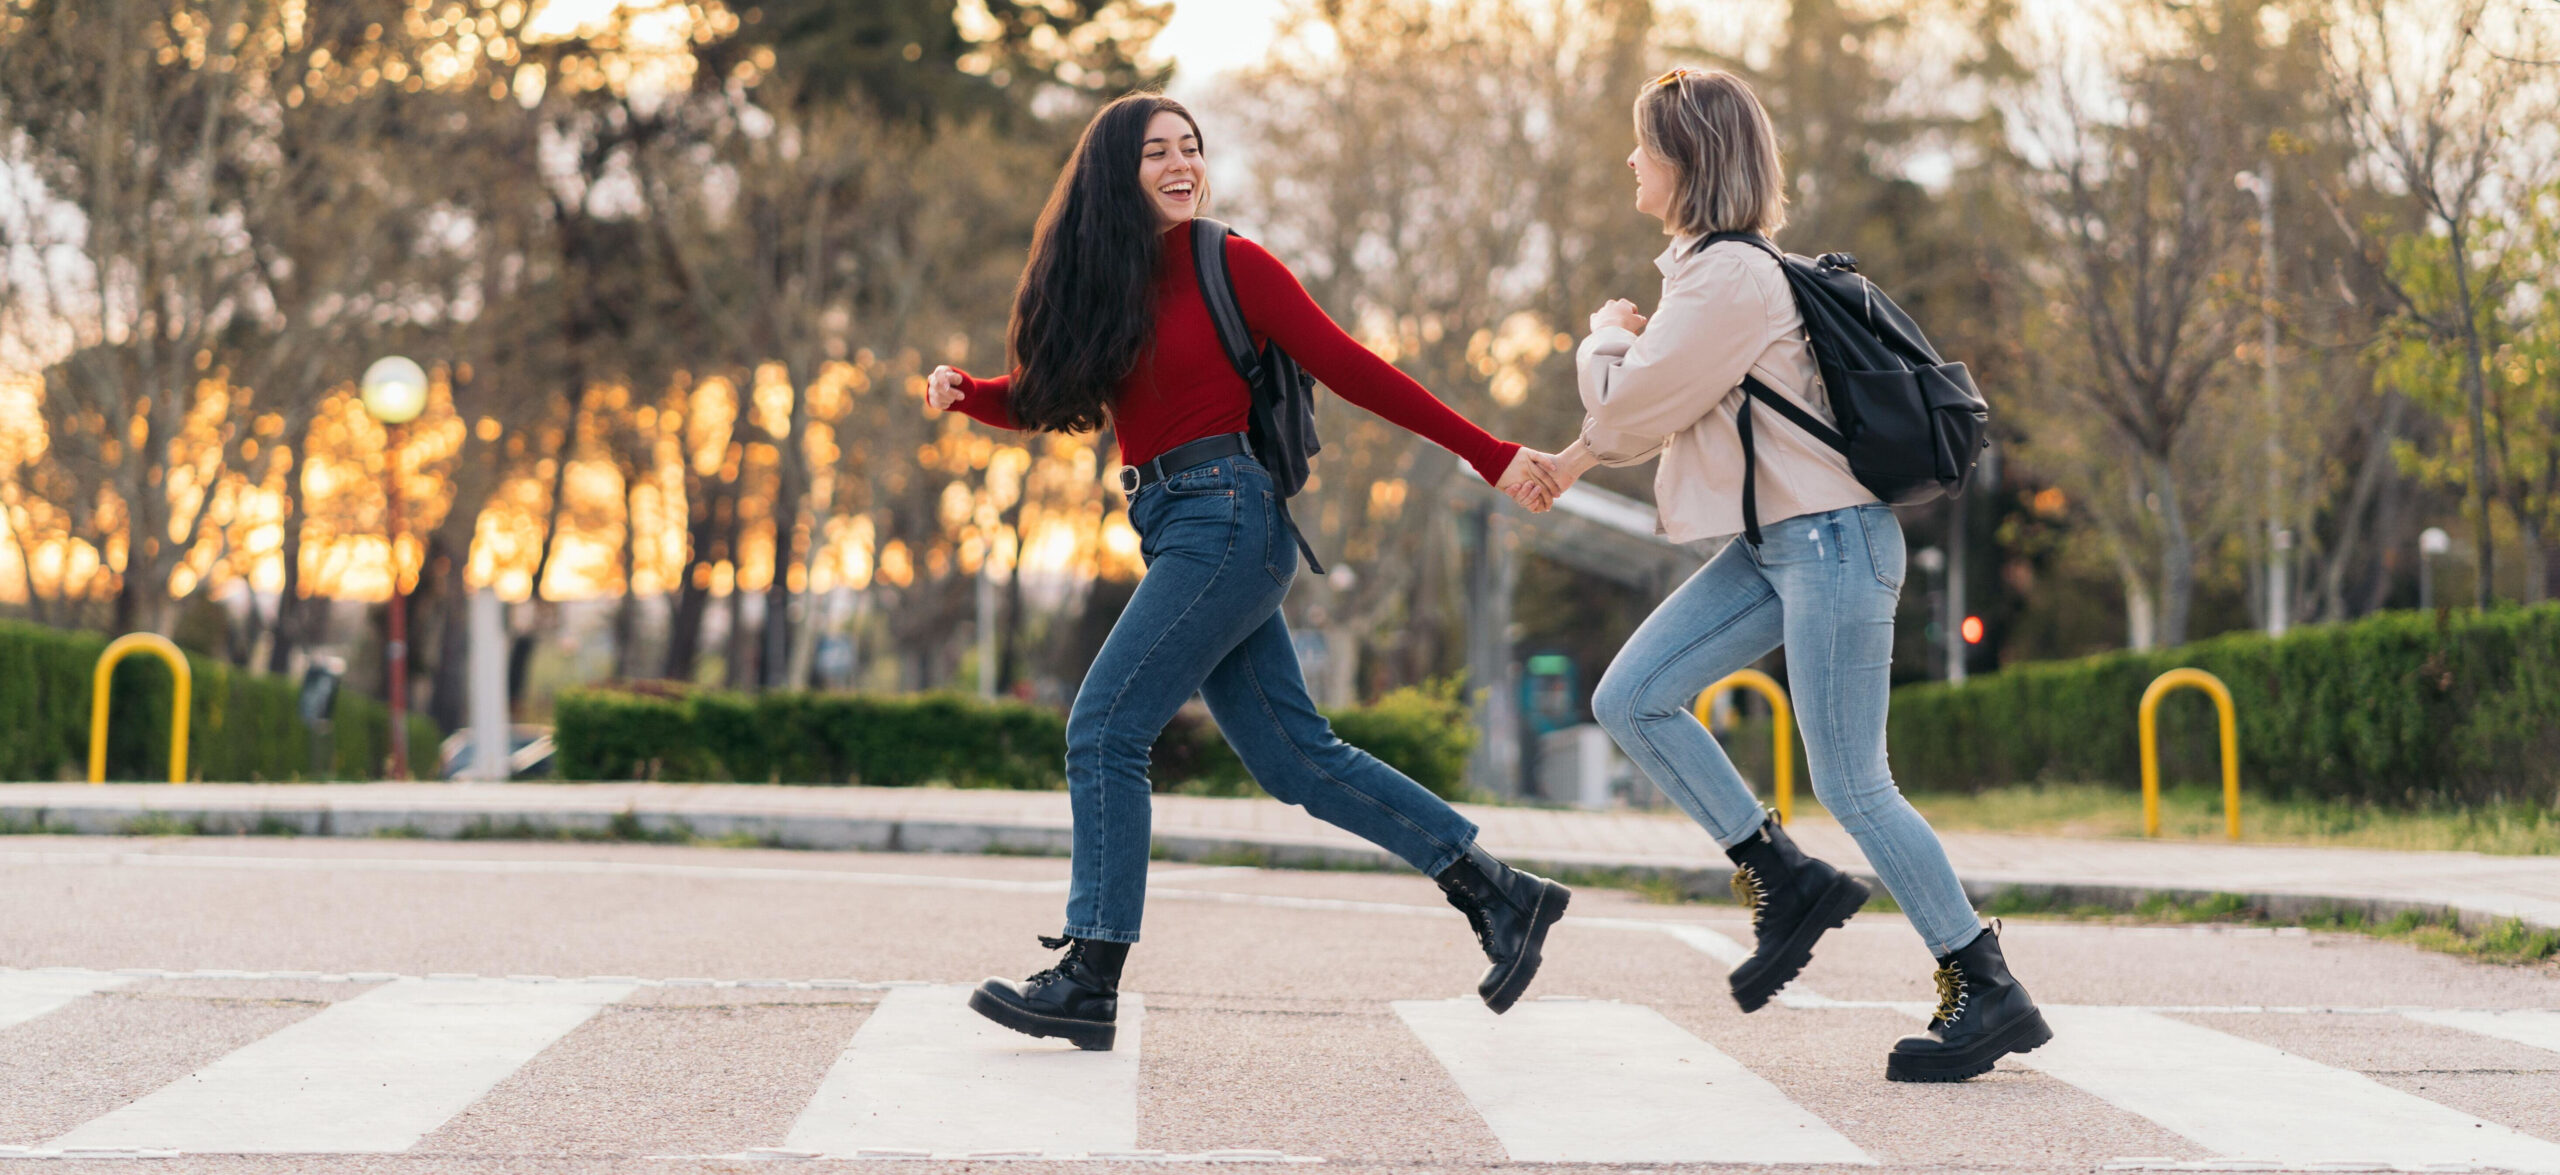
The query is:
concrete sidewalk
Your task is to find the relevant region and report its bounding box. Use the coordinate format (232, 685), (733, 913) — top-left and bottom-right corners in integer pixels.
(5, 782), (2555, 932)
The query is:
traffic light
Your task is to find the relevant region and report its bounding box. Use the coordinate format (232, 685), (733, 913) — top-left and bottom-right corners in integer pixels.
(1961, 615), (1985, 645)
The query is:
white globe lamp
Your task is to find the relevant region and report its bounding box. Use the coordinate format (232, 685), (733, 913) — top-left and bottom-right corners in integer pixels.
(360, 355), (429, 424)
(360, 353), (428, 781)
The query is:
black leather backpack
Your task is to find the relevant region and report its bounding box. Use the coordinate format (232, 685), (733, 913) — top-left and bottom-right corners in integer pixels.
(1189, 217), (1327, 572)
(1697, 231), (1991, 545)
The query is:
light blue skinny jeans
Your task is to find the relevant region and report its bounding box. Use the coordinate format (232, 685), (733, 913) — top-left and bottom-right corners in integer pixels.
(1591, 502), (1983, 957)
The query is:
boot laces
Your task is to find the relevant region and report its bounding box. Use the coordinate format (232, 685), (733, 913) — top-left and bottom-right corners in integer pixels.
(1027, 934), (1084, 985)
(1929, 960), (1970, 1027)
(1443, 884), (1495, 952)
(1730, 864), (1767, 931)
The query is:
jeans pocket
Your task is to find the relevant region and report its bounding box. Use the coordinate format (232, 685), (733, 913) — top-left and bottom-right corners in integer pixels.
(1856, 505), (1906, 592)
(1752, 517), (1833, 566)
(1136, 479), (1240, 566)
(1160, 463), (1234, 498)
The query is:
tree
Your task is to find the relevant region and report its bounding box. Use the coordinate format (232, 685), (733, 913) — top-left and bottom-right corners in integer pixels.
(1224, 0), (1661, 687)
(2016, 1), (2266, 647)
(2321, 0), (2556, 606)
(0, 0), (278, 634)
(2374, 184), (2560, 603)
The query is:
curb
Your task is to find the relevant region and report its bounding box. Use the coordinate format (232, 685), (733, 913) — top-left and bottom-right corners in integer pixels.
(1, 798), (2544, 936)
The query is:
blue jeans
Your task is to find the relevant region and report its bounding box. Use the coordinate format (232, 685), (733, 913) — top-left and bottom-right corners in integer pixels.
(1062, 452), (1479, 943)
(1590, 503), (1982, 957)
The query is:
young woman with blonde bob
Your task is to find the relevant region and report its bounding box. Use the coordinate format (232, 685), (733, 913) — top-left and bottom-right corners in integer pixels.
(1545, 68), (2049, 1082)
(926, 92), (1574, 1052)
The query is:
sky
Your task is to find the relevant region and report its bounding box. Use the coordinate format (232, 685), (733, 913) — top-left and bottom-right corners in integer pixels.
(1155, 0), (1296, 84)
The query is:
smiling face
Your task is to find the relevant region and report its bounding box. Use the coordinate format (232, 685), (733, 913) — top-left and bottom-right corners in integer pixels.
(1628, 122), (1677, 224)
(1138, 109), (1205, 228)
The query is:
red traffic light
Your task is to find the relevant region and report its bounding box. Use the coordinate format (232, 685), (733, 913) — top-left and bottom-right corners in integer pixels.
(1961, 615), (1985, 645)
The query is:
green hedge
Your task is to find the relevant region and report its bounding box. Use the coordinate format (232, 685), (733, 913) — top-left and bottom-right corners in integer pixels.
(1154, 678), (1479, 801)
(1887, 604), (2560, 807)
(0, 618), (439, 781)
(554, 688), (1069, 788)
(555, 678), (1480, 798)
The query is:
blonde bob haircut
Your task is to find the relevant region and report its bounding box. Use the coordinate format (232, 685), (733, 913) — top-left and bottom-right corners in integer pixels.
(1635, 68), (1788, 238)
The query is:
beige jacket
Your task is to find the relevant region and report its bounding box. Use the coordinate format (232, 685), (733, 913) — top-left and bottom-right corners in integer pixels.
(1577, 234), (1876, 544)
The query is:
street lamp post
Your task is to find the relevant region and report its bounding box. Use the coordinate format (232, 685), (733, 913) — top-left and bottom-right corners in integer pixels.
(1912, 545), (1950, 682)
(2420, 526), (2451, 611)
(361, 356), (429, 781)
(2235, 169), (2288, 637)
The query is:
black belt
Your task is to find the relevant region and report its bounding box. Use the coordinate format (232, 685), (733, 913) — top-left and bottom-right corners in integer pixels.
(1117, 432), (1252, 494)
(1117, 431), (1326, 573)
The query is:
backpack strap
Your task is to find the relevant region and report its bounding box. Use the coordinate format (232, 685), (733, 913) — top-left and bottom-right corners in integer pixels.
(1695, 230), (1782, 261)
(1734, 376), (1848, 548)
(1186, 217), (1326, 574)
(1737, 389), (1764, 547)
(1189, 218), (1261, 384)
(1698, 231), (1854, 545)
(1740, 376), (1846, 453)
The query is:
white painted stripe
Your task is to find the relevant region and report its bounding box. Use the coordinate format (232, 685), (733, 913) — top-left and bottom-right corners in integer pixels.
(2020, 1006), (2560, 1172)
(0, 970), (131, 1032)
(1393, 998), (1872, 1165)
(784, 984), (1143, 1157)
(1656, 923), (1831, 1008)
(1659, 922), (1750, 967)
(2405, 1009), (2560, 1057)
(49, 977), (633, 1153)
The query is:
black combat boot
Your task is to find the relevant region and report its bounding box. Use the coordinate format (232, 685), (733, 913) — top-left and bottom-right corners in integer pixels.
(1886, 921), (2051, 1082)
(969, 934), (1129, 1051)
(1724, 812), (1870, 1012)
(1435, 843), (1572, 1014)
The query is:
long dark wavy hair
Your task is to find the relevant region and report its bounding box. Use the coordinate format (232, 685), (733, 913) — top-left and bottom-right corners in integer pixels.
(1005, 93), (1205, 433)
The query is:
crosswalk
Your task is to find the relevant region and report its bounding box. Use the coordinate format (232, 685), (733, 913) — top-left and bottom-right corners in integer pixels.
(50, 977), (633, 1154)
(784, 985), (1146, 1157)
(1393, 998), (1873, 1164)
(2019, 1006), (2560, 1173)
(2, 966), (2556, 1168)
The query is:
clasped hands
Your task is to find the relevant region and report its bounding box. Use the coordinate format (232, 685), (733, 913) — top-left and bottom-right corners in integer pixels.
(1498, 444), (1601, 514)
(1499, 298), (1643, 513)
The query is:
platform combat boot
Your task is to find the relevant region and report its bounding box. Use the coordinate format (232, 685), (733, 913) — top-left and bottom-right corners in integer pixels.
(969, 934), (1129, 1051)
(1724, 812), (1871, 1012)
(1435, 843), (1572, 1014)
(1886, 921), (2052, 1082)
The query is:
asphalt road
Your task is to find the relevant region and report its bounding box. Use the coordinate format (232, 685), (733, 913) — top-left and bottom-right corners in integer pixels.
(2, 835), (2556, 1175)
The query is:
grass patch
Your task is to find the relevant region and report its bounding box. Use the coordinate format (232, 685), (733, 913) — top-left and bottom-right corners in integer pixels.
(0, 811), (76, 835)
(1877, 782), (2560, 855)
(2297, 905), (2560, 966)
(88, 807), (791, 851)
(451, 810), (697, 845)
(1985, 885), (2560, 967)
(978, 841), (1072, 859)
(119, 812), (207, 837)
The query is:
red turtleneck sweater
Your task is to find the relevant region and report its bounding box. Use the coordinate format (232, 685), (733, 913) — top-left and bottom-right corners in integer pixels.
(950, 225), (1518, 485)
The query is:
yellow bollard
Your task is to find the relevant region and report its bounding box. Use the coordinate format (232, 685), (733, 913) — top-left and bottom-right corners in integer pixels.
(89, 633), (192, 785)
(1695, 668), (1795, 825)
(2138, 667), (2239, 840)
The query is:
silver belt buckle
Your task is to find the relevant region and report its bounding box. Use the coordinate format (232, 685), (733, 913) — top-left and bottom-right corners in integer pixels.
(1117, 466), (1141, 494)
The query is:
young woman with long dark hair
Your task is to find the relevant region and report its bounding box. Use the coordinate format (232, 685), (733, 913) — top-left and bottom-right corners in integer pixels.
(926, 92), (1573, 1051)
(1546, 69), (2049, 1082)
